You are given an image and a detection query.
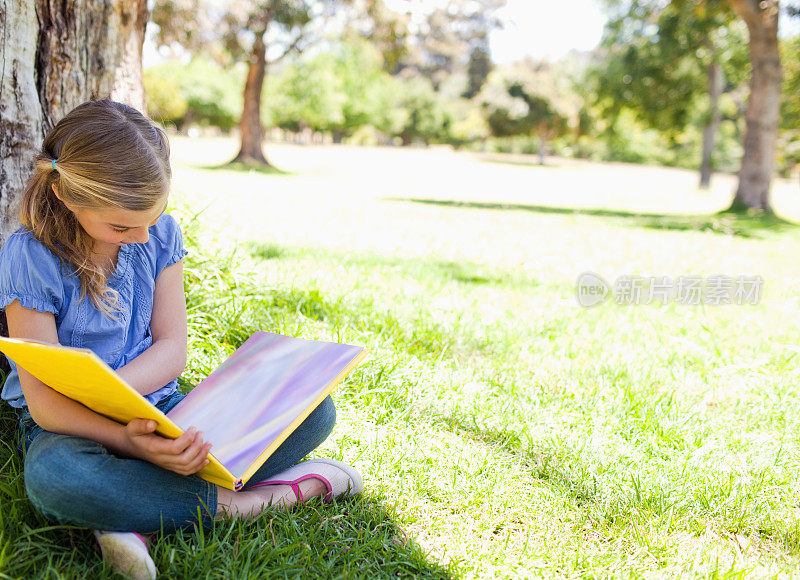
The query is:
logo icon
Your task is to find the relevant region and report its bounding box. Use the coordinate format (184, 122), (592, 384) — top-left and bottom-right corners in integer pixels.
(576, 272), (609, 307)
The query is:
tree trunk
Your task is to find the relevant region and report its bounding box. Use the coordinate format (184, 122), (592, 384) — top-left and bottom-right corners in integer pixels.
(728, 0), (782, 211)
(699, 61), (724, 189)
(0, 3), (42, 244)
(537, 134), (546, 166)
(233, 31), (271, 166)
(0, 0), (149, 244)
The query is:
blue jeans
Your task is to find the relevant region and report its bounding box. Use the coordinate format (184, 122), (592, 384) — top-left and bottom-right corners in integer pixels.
(16, 391), (336, 533)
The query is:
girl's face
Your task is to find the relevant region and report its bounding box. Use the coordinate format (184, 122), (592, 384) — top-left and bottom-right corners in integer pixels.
(53, 185), (167, 252)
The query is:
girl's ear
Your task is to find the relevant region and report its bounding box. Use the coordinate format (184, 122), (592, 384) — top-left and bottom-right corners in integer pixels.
(51, 184), (65, 204)
(51, 184), (74, 211)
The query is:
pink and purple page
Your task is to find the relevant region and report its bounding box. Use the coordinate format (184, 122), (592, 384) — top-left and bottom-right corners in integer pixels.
(166, 331), (364, 480)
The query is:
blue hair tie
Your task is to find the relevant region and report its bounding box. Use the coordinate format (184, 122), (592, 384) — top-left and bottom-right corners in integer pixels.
(51, 159), (57, 170)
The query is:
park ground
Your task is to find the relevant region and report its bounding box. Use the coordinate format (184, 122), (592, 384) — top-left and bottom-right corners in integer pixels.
(4, 139), (800, 578)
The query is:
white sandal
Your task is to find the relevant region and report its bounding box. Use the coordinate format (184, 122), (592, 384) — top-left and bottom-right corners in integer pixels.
(247, 458), (363, 503)
(93, 530), (157, 580)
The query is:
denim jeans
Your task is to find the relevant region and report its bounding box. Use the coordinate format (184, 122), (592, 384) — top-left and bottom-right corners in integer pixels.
(16, 391), (336, 533)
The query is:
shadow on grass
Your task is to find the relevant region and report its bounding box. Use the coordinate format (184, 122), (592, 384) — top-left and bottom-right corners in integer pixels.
(242, 240), (537, 288)
(384, 197), (799, 239)
(434, 260), (525, 286)
(0, 403), (453, 579)
(191, 160), (294, 176)
(478, 157), (564, 169)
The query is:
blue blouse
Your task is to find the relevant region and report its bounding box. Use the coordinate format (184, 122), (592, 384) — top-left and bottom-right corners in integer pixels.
(0, 213), (188, 409)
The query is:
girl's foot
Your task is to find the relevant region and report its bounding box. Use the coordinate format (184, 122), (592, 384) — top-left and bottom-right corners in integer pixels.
(216, 459), (363, 519)
(249, 458), (363, 504)
(93, 530), (156, 580)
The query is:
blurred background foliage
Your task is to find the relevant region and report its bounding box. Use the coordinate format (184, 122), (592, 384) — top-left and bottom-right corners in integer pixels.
(144, 0), (800, 178)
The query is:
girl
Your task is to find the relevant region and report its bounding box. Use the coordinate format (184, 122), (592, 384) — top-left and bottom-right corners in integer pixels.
(0, 98), (361, 579)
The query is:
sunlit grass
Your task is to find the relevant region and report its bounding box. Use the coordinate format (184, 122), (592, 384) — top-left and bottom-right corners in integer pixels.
(3, 140), (800, 577)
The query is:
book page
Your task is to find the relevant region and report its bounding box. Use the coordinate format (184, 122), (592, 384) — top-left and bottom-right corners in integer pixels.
(167, 331), (365, 481)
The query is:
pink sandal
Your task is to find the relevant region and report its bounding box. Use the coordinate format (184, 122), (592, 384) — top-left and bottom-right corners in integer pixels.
(246, 458), (363, 503)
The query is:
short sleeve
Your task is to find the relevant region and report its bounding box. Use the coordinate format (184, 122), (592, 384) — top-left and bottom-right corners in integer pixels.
(0, 230), (64, 315)
(151, 213), (188, 279)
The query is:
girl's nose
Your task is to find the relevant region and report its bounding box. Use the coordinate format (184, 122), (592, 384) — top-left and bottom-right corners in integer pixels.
(130, 228), (149, 244)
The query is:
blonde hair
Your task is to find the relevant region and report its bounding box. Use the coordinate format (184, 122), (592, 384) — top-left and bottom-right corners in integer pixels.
(17, 98), (171, 318)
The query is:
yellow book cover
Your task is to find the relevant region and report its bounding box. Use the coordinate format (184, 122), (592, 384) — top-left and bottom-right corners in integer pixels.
(0, 332), (366, 490)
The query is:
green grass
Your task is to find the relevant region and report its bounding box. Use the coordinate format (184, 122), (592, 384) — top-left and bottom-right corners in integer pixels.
(3, 143), (800, 577)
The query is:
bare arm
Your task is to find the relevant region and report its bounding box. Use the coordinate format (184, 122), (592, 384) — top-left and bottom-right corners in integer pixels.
(116, 259), (188, 396)
(6, 297), (210, 475)
(5, 299), (137, 453)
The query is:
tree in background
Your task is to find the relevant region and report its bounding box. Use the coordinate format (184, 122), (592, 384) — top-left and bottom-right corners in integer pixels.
(147, 0), (505, 151)
(482, 73), (568, 165)
(350, 0), (411, 74)
(326, 40), (401, 141)
(152, 0), (341, 167)
(592, 0), (748, 188)
(463, 45), (493, 99)
(265, 38), (401, 141)
(662, 0), (751, 188)
(480, 58), (577, 162)
(595, 0), (800, 211)
(780, 35), (800, 134)
(512, 84), (568, 165)
(145, 58), (244, 131)
(141, 0), (800, 185)
(727, 0), (783, 210)
(395, 76), (447, 145)
(400, 0), (504, 92)
(266, 54), (345, 135)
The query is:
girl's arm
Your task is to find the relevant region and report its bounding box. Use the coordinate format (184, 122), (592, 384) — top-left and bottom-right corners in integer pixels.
(115, 259), (188, 396)
(6, 299), (210, 475)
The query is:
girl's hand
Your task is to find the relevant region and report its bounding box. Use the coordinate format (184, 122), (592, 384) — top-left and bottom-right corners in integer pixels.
(124, 419), (212, 476)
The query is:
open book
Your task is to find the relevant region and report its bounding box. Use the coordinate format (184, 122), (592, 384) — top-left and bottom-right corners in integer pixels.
(0, 332), (366, 490)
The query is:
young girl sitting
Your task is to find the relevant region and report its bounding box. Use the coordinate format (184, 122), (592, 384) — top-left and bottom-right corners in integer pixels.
(0, 98), (362, 579)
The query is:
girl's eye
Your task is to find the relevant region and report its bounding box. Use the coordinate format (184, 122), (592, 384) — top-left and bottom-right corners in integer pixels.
(112, 227), (129, 233)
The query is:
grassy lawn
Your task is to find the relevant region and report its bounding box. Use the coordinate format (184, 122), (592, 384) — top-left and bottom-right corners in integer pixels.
(3, 140), (800, 577)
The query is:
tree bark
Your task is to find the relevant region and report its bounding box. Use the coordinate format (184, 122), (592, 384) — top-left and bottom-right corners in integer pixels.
(0, 2), (41, 244)
(0, 0), (149, 244)
(727, 0), (782, 211)
(699, 61), (724, 189)
(233, 31), (271, 166)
